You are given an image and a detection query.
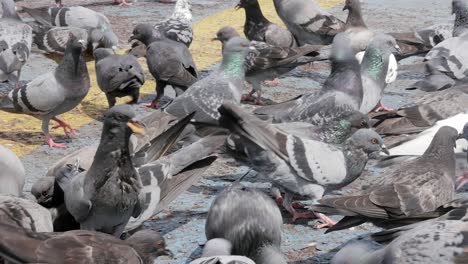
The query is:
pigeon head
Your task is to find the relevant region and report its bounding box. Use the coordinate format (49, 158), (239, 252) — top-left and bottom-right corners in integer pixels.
(126, 230), (173, 262)
(346, 111), (370, 130)
(1, 0), (20, 20)
(11, 42), (29, 63)
(423, 126), (459, 157)
(235, 0), (258, 9)
(368, 34), (401, 55)
(129, 24), (161, 46)
(343, 0), (360, 11)
(331, 33), (355, 62)
(453, 0), (468, 15)
(202, 238), (233, 257)
(213, 26), (241, 44)
(103, 105), (145, 138)
(331, 240), (383, 264)
(222, 37), (251, 56)
(31, 176), (55, 207)
(93, 48), (114, 62)
(347, 129), (389, 155)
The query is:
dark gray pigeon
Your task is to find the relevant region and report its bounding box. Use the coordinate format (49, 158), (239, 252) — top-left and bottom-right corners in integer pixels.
(0, 222), (171, 264)
(0, 194), (53, 232)
(273, 0), (345, 46)
(0, 35), (89, 148)
(219, 102), (388, 227)
(94, 48), (145, 108)
(214, 26), (328, 105)
(311, 126), (461, 233)
(154, 0), (193, 47)
(164, 37), (251, 126)
(0, 0), (32, 87)
(253, 33), (363, 123)
(190, 238), (256, 264)
(236, 0), (296, 48)
(0, 145), (25, 196)
(23, 6), (118, 51)
(453, 0), (468, 37)
(206, 182), (287, 264)
(130, 23), (198, 108)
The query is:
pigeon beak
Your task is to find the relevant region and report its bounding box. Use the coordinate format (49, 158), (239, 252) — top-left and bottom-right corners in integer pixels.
(212, 36), (219, 41)
(342, 4), (349, 11)
(127, 119), (146, 136)
(159, 248), (174, 258)
(381, 145), (390, 155)
(394, 44), (402, 55)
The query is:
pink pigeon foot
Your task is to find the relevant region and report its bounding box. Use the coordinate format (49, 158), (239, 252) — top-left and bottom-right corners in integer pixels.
(46, 134), (66, 149)
(115, 0), (132, 6)
(314, 212), (336, 229)
(263, 78), (280, 87)
(373, 101), (395, 112)
(241, 94), (255, 102)
(456, 173), (468, 190)
(292, 211), (317, 222)
(52, 118), (77, 137)
(254, 98), (265, 105)
(143, 100), (161, 109)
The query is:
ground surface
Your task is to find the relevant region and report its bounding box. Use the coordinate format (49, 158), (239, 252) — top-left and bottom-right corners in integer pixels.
(1, 0), (459, 263)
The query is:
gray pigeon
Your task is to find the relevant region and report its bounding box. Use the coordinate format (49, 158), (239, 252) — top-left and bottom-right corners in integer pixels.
(64, 105), (146, 237)
(273, 0), (345, 46)
(206, 183), (287, 264)
(130, 23), (198, 108)
(23, 6), (118, 51)
(0, 145), (25, 196)
(0, 35), (89, 148)
(28, 23), (89, 55)
(453, 0), (468, 37)
(253, 33), (363, 123)
(0, 194), (53, 232)
(94, 48), (145, 108)
(331, 219), (468, 264)
(359, 34), (400, 113)
(190, 238), (256, 264)
(214, 26), (328, 105)
(373, 84), (468, 135)
(342, 0), (375, 54)
(155, 0), (193, 47)
(311, 126), (461, 233)
(236, 0), (296, 48)
(164, 37), (251, 126)
(0, 222), (171, 264)
(0, 0), (32, 86)
(219, 102), (388, 227)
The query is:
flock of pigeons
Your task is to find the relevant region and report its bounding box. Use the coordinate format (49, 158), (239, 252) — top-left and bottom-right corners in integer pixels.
(1, 0), (468, 262)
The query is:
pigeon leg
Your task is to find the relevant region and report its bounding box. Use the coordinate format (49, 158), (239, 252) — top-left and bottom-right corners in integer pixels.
(106, 94), (117, 108)
(283, 193), (316, 222)
(241, 90), (255, 102)
(456, 173), (468, 190)
(263, 78), (280, 87)
(373, 101), (395, 112)
(52, 117), (77, 137)
(126, 90), (140, 104)
(114, 0), (132, 6)
(144, 82), (166, 109)
(314, 212), (336, 229)
(46, 134), (66, 149)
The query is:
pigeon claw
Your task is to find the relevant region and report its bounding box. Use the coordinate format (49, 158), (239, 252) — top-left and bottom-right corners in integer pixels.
(46, 134), (66, 149)
(263, 78), (280, 87)
(456, 173), (468, 190)
(373, 101), (395, 112)
(314, 212), (336, 229)
(52, 119), (77, 138)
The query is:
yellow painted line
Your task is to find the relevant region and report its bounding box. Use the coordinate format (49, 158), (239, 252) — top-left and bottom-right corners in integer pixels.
(1, 0), (343, 156)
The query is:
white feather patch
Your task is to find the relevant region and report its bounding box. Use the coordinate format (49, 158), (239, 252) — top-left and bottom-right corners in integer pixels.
(385, 54), (398, 84)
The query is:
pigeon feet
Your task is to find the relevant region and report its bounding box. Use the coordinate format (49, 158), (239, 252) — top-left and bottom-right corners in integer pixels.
(456, 173), (468, 190)
(314, 212), (336, 229)
(46, 134), (66, 149)
(275, 197), (304, 209)
(52, 118), (77, 137)
(373, 101), (395, 112)
(241, 94), (255, 102)
(292, 211), (316, 222)
(143, 100), (160, 109)
(263, 78), (280, 87)
(118, 1), (132, 6)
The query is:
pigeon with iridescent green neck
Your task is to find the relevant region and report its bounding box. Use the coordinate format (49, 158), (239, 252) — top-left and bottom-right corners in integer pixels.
(164, 37), (251, 125)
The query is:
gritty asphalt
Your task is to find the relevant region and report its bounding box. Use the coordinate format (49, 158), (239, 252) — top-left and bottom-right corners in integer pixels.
(2, 0), (460, 263)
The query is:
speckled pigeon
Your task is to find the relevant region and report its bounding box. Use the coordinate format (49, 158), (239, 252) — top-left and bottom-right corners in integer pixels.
(0, 145), (25, 196)
(155, 0), (193, 47)
(206, 183), (287, 264)
(219, 102), (388, 227)
(164, 37), (251, 125)
(273, 0), (345, 46)
(130, 23), (198, 108)
(0, 0), (32, 86)
(311, 126), (461, 233)
(213, 26), (329, 105)
(94, 48), (145, 108)
(23, 6), (118, 51)
(0, 35), (89, 148)
(236, 0), (296, 48)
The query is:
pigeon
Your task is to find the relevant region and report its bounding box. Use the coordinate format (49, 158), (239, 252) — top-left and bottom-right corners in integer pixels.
(0, 194), (53, 232)
(331, 219), (468, 264)
(219, 102), (388, 227)
(0, 145), (25, 196)
(213, 26), (329, 105)
(205, 182), (287, 264)
(453, 0), (468, 37)
(154, 0), (193, 47)
(63, 105), (147, 237)
(372, 84), (468, 135)
(34, 110), (221, 232)
(0, 222), (172, 264)
(0, 0), (32, 86)
(236, 0), (296, 48)
(342, 0), (375, 54)
(164, 37), (251, 126)
(130, 23), (198, 108)
(28, 23), (89, 55)
(359, 34), (400, 113)
(456, 122), (468, 189)
(253, 33), (363, 123)
(310, 126), (461, 233)
(23, 6), (118, 51)
(272, 0), (345, 46)
(190, 238), (256, 264)
(0, 35), (90, 148)
(94, 48), (145, 108)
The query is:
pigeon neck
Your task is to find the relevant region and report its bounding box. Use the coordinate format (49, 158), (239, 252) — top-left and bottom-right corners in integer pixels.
(243, 2), (270, 24)
(324, 120), (353, 144)
(345, 5), (367, 28)
(454, 10), (468, 37)
(342, 142), (369, 183)
(221, 52), (246, 77)
(421, 134), (456, 171)
(360, 48), (388, 82)
(255, 245), (287, 264)
(56, 47), (88, 80)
